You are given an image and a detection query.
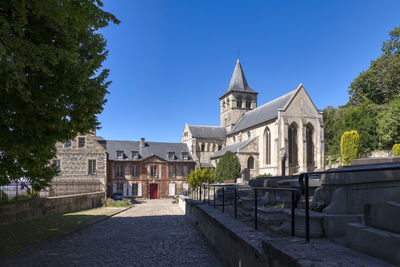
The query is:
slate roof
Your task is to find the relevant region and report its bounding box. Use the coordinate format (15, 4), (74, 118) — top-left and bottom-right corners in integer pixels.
(106, 140), (194, 162)
(188, 125), (226, 139)
(200, 162), (215, 168)
(220, 59), (257, 99)
(229, 89), (296, 134)
(211, 137), (256, 159)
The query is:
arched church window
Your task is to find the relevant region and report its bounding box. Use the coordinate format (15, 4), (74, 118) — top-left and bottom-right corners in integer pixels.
(247, 156), (254, 169)
(226, 98), (230, 108)
(264, 127), (271, 165)
(288, 122), (298, 168)
(247, 131), (251, 138)
(246, 97), (251, 109)
(233, 136), (236, 142)
(201, 143), (205, 152)
(237, 96), (242, 108)
(306, 123), (314, 171)
(222, 101), (226, 110)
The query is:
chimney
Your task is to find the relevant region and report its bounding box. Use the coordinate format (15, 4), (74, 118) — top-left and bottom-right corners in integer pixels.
(140, 138), (145, 148)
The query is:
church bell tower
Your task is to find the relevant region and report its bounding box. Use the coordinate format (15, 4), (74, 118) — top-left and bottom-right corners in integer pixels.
(220, 59), (258, 132)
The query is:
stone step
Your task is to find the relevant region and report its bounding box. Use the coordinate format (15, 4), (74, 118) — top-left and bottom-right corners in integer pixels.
(364, 201), (400, 234)
(345, 223), (400, 266)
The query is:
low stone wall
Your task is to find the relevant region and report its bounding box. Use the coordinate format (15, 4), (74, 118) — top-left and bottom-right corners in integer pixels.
(180, 196), (267, 267)
(0, 191), (105, 225)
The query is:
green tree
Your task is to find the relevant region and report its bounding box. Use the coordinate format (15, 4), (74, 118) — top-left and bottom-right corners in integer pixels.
(393, 144), (400, 156)
(214, 151), (241, 182)
(376, 96), (400, 149)
(0, 1), (119, 190)
(340, 101), (380, 154)
(187, 167), (216, 189)
(340, 131), (360, 165)
(349, 27), (400, 105)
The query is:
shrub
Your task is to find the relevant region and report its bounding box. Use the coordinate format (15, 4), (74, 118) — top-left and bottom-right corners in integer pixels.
(102, 198), (133, 207)
(393, 144), (400, 156)
(252, 174), (272, 179)
(340, 130), (360, 165)
(0, 190), (8, 202)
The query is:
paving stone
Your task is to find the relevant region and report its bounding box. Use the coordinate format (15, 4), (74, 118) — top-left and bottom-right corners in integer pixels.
(1, 200), (221, 267)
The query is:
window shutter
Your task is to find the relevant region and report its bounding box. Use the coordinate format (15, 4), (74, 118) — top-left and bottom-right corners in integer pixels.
(138, 183), (142, 197)
(113, 183), (117, 193)
(123, 183), (127, 197)
(169, 183), (175, 196)
(128, 183), (132, 197)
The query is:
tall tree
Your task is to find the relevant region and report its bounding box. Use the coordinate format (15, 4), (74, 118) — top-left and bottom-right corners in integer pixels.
(214, 151), (241, 182)
(0, 1), (119, 189)
(349, 27), (400, 105)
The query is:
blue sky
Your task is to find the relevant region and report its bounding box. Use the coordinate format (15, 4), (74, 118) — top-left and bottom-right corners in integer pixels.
(97, 0), (400, 142)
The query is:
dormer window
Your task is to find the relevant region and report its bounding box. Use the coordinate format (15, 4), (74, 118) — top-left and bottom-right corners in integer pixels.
(182, 152), (189, 160)
(168, 152), (175, 160)
(132, 151), (139, 160)
(116, 151), (123, 159)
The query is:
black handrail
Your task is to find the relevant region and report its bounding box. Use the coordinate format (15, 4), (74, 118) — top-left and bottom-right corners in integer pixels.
(252, 187), (299, 236)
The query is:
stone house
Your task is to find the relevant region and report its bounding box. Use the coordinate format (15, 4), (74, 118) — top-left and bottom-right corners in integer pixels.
(50, 132), (107, 196)
(182, 59), (324, 178)
(106, 138), (195, 199)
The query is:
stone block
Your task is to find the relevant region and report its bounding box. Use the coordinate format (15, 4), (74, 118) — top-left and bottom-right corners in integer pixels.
(323, 214), (363, 238)
(257, 207), (286, 224)
(345, 223), (400, 266)
(282, 209), (324, 237)
(364, 201), (400, 234)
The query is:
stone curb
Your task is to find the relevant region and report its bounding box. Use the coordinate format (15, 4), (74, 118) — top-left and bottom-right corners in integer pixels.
(0, 206), (132, 263)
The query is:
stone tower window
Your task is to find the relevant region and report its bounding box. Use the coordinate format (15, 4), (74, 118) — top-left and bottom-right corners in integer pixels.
(247, 156), (254, 169)
(246, 97), (251, 109)
(237, 96), (242, 108)
(264, 127), (271, 165)
(247, 131), (251, 138)
(288, 122), (298, 168)
(306, 123), (314, 170)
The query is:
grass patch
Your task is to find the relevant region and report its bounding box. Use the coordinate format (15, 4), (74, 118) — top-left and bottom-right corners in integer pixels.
(0, 207), (123, 258)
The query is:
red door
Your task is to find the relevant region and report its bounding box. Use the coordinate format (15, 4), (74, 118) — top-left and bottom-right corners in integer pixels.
(150, 184), (158, 199)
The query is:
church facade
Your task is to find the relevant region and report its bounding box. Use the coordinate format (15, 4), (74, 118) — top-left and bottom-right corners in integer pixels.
(181, 59), (324, 178)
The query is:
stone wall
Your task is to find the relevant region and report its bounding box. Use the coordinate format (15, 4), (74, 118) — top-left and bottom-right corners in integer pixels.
(0, 192), (105, 225)
(51, 134), (107, 196)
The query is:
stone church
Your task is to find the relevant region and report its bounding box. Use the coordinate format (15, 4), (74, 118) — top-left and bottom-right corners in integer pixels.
(181, 59), (324, 178)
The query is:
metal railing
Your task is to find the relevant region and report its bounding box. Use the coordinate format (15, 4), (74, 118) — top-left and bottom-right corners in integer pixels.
(189, 162), (400, 242)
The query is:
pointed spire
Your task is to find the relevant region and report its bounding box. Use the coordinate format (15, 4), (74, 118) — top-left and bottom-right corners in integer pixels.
(226, 59), (256, 93)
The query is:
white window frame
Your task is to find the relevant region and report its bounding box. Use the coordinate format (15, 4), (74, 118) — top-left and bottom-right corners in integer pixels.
(151, 165), (157, 178)
(117, 165), (123, 178)
(132, 165), (139, 178)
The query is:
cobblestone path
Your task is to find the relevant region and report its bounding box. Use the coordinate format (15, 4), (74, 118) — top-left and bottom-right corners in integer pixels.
(2, 200), (222, 267)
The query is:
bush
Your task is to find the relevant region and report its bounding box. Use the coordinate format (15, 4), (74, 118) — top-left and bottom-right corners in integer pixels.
(340, 130), (360, 165)
(102, 198), (133, 207)
(252, 174), (272, 179)
(393, 144), (400, 156)
(0, 190), (8, 202)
